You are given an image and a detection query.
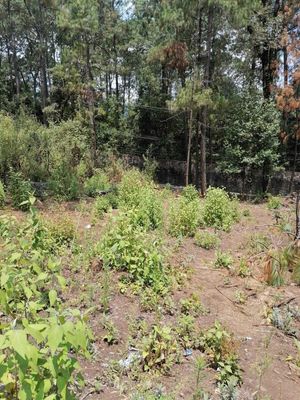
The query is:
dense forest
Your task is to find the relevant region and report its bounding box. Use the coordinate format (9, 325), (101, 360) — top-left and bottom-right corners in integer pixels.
(0, 0), (299, 197)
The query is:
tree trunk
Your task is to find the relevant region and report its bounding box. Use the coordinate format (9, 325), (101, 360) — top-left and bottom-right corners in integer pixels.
(199, 5), (213, 195)
(186, 108), (193, 186)
(199, 119), (207, 196)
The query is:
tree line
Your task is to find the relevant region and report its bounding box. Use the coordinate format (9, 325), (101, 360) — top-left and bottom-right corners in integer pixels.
(0, 0), (299, 194)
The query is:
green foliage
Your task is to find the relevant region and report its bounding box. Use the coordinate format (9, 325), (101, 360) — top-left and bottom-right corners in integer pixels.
(93, 196), (111, 219)
(182, 185), (199, 202)
(45, 217), (76, 248)
(204, 188), (238, 231)
(168, 194), (201, 237)
(8, 171), (33, 211)
(102, 316), (119, 345)
(140, 325), (180, 373)
(200, 322), (241, 385)
(267, 194), (282, 210)
(217, 92), (282, 189)
(214, 251), (233, 269)
(0, 312), (92, 399)
(84, 171), (110, 197)
(176, 315), (197, 349)
(49, 162), (81, 200)
(97, 212), (168, 292)
(236, 259), (251, 278)
(0, 180), (5, 208)
(118, 169), (163, 230)
(180, 293), (206, 317)
(194, 230), (220, 250)
(0, 206), (93, 398)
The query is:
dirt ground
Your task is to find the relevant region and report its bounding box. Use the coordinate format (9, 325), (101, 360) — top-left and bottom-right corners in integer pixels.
(5, 197), (300, 400)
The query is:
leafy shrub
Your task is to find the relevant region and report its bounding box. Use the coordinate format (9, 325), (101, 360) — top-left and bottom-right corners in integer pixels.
(45, 217), (76, 248)
(0, 312), (92, 399)
(204, 187), (239, 231)
(194, 230), (220, 249)
(200, 322), (241, 384)
(118, 169), (147, 207)
(182, 185), (199, 202)
(118, 169), (163, 230)
(168, 195), (201, 237)
(0, 180), (5, 208)
(214, 251), (233, 269)
(140, 325), (180, 373)
(97, 212), (168, 292)
(93, 196), (111, 219)
(49, 162), (80, 200)
(267, 194), (282, 210)
(180, 293), (206, 317)
(176, 315), (197, 349)
(84, 170), (110, 197)
(8, 171), (32, 211)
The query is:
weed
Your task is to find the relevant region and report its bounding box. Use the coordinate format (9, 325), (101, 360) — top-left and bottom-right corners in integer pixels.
(169, 195), (201, 237)
(214, 251), (233, 269)
(200, 322), (241, 385)
(219, 376), (239, 400)
(193, 356), (212, 400)
(139, 325), (180, 373)
(176, 315), (198, 349)
(204, 187), (239, 232)
(234, 290), (247, 304)
(102, 316), (119, 345)
(182, 185), (199, 201)
(97, 212), (169, 292)
(100, 266), (111, 313)
(267, 194), (281, 210)
(84, 170), (110, 197)
(93, 196), (111, 219)
(180, 293), (207, 317)
(270, 306), (297, 336)
(45, 216), (76, 248)
(242, 209), (250, 217)
(194, 230), (220, 250)
(248, 233), (271, 255)
(236, 258), (251, 277)
(8, 170), (33, 210)
(118, 169), (163, 230)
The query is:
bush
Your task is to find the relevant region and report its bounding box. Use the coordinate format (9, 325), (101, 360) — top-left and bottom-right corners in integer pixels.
(45, 217), (76, 247)
(140, 325), (180, 373)
(118, 169), (147, 207)
(84, 171), (110, 197)
(8, 171), (32, 211)
(168, 195), (201, 237)
(194, 230), (220, 249)
(0, 180), (5, 208)
(118, 169), (163, 230)
(267, 194), (282, 210)
(204, 187), (238, 231)
(214, 251), (233, 269)
(93, 196), (111, 219)
(49, 163), (80, 200)
(182, 185), (199, 202)
(97, 212), (168, 292)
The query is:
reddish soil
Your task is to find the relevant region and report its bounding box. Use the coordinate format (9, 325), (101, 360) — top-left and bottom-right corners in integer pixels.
(4, 198), (300, 400)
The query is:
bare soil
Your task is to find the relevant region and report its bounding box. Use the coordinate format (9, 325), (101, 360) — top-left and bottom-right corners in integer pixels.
(5, 198), (300, 400)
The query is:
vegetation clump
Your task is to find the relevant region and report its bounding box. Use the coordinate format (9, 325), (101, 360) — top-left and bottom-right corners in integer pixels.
(168, 194), (201, 237)
(0, 180), (5, 208)
(8, 171), (32, 211)
(84, 171), (110, 197)
(194, 230), (220, 249)
(204, 188), (239, 231)
(97, 212), (168, 292)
